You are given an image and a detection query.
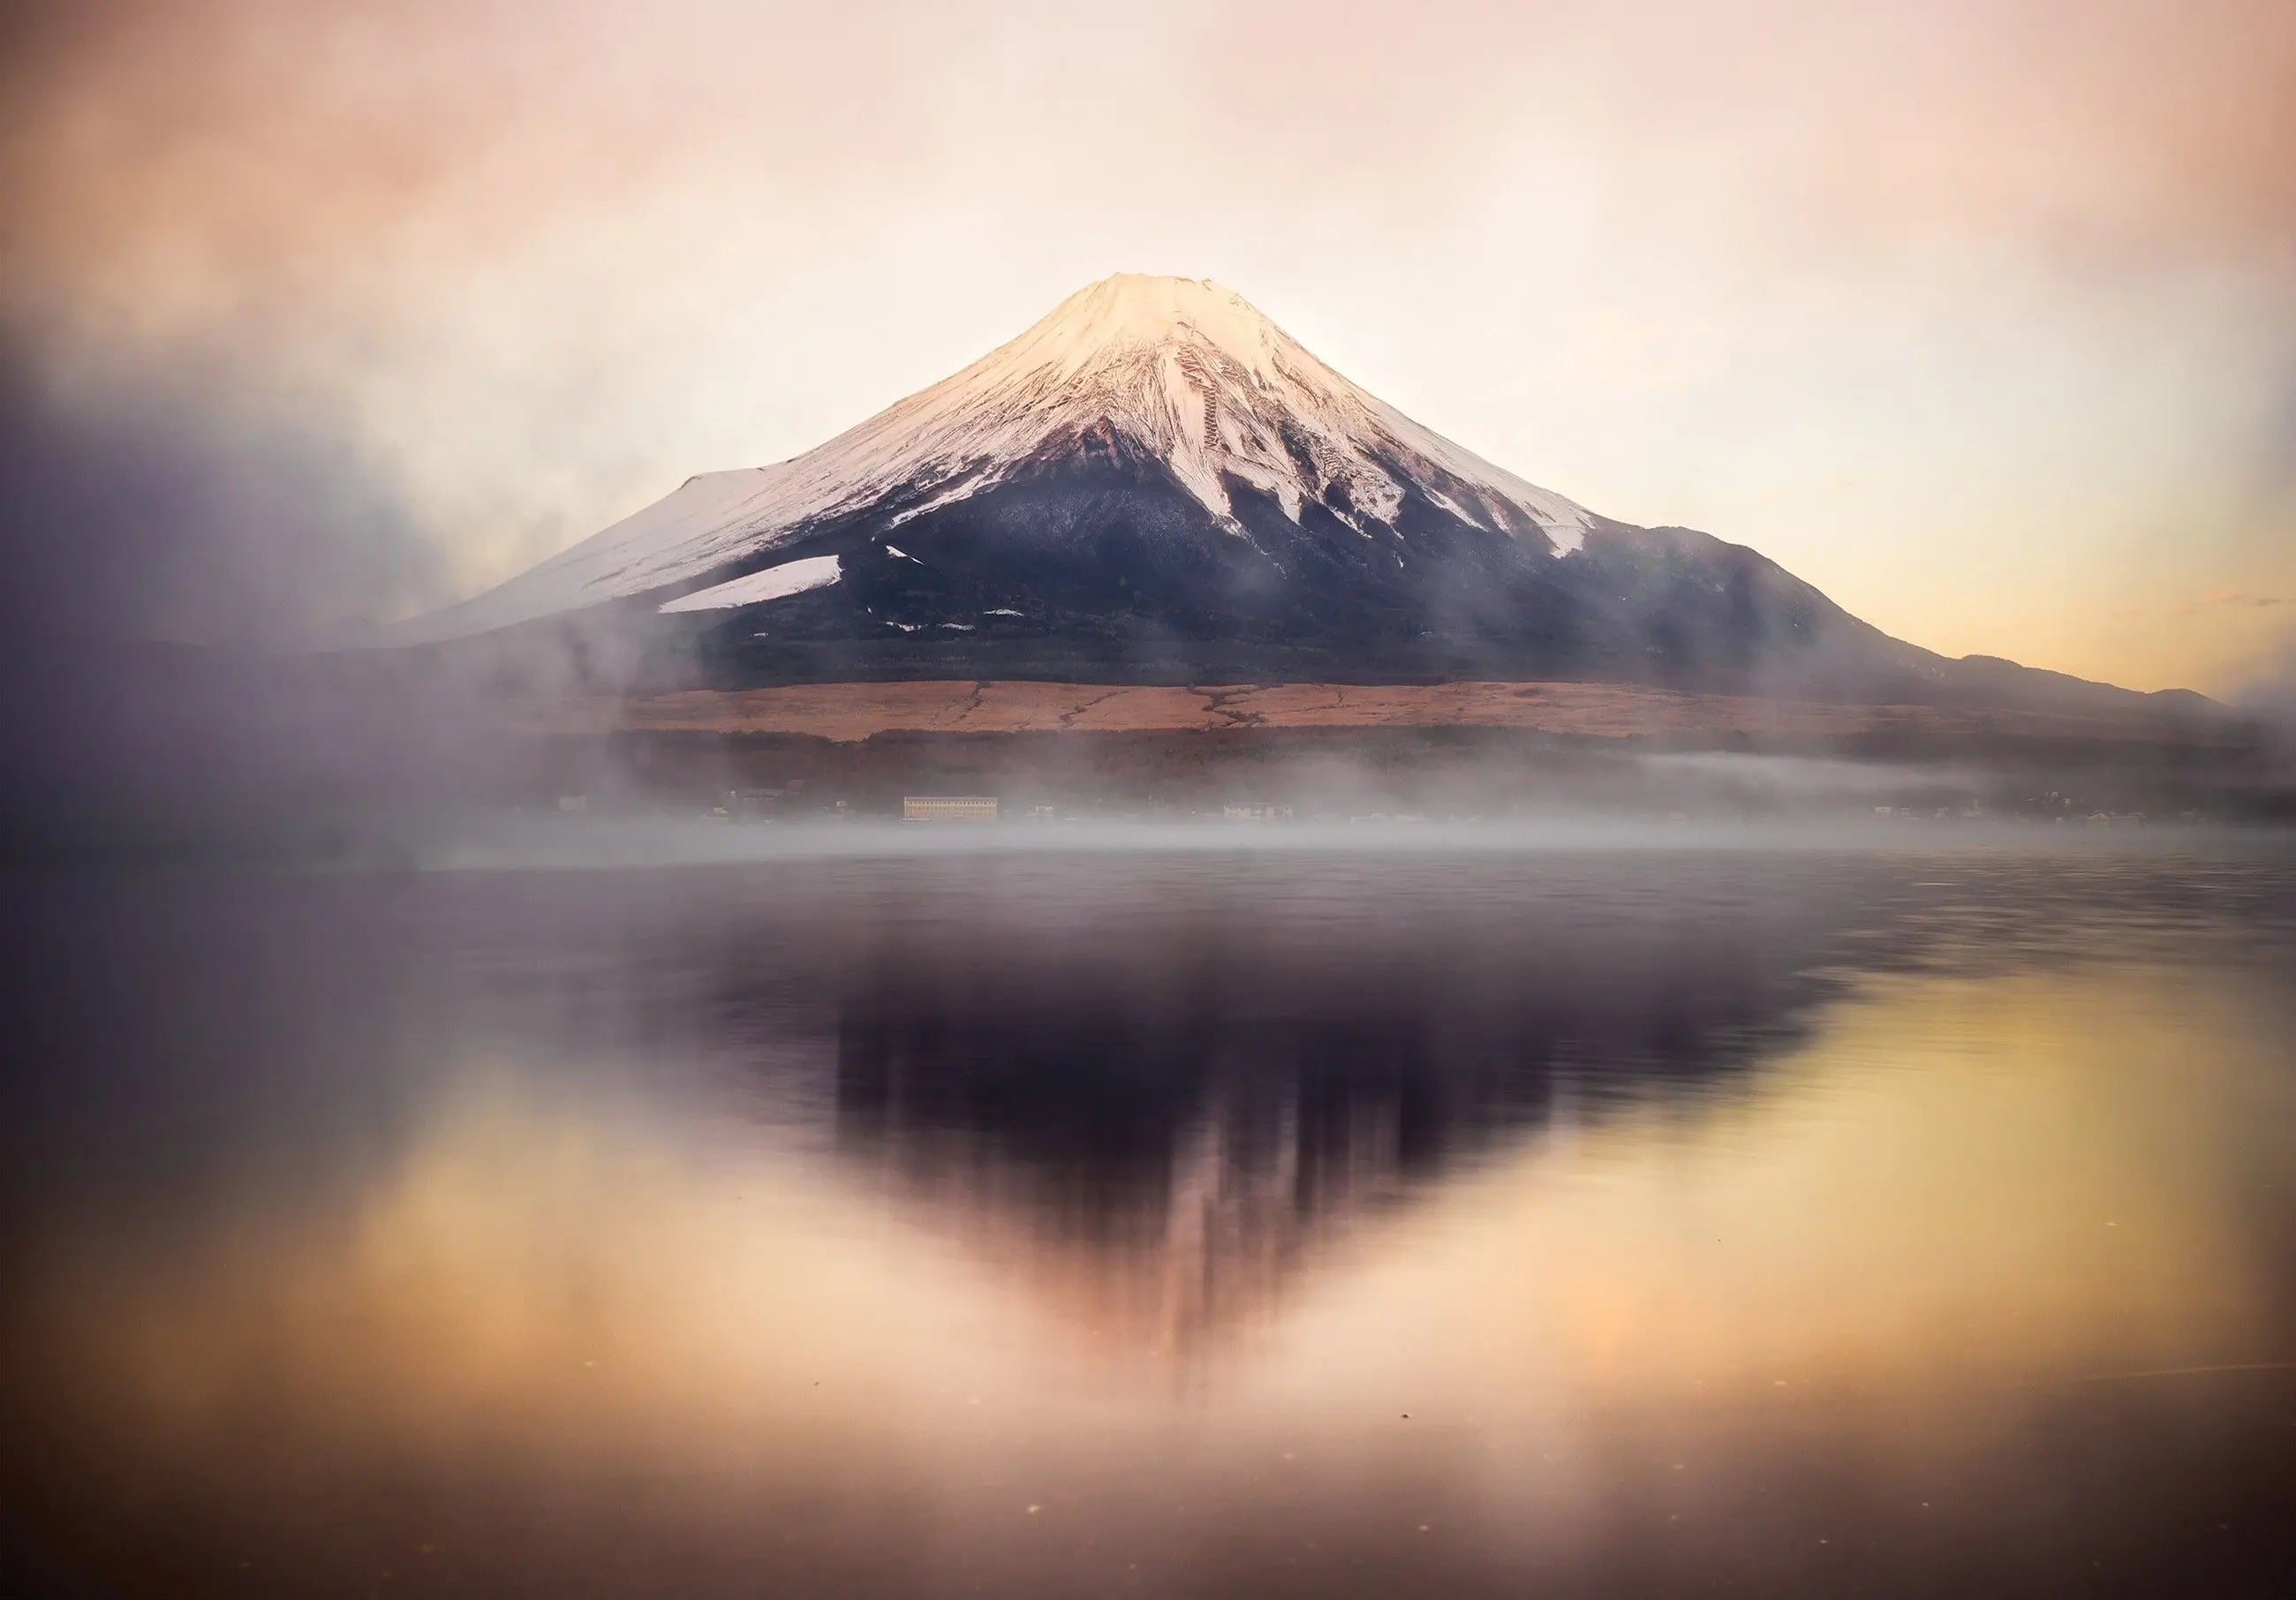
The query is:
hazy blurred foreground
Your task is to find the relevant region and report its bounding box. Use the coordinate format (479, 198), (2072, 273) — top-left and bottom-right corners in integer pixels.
(3, 839), (2292, 1598)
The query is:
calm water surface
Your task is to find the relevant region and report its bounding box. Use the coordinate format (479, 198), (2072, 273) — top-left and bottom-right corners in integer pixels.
(3, 837), (2293, 1597)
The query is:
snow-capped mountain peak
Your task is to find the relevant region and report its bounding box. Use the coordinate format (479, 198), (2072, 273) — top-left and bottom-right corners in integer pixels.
(412, 275), (1595, 638)
(381, 275), (2189, 723)
(1016, 274), (1290, 380)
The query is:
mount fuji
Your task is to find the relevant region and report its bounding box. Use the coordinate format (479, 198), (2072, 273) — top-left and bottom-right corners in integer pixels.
(405, 275), (2195, 713)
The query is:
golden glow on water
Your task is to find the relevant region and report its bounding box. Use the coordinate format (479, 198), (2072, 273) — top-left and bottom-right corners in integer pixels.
(58, 1088), (1046, 1475)
(27, 955), (2288, 1566)
(1274, 963), (2282, 1428)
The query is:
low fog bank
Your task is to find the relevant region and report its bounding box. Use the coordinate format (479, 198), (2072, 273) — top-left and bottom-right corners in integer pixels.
(496, 719), (2290, 834)
(408, 813), (2296, 879)
(0, 639), (545, 863)
(3, 638), (2289, 868)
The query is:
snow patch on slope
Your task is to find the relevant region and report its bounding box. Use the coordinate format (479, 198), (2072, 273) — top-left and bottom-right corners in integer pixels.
(658, 554), (841, 612)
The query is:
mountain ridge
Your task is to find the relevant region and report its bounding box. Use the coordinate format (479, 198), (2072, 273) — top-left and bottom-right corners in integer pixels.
(397, 275), (2211, 717)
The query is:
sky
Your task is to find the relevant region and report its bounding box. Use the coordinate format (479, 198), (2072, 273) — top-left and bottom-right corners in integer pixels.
(0, 0), (2291, 693)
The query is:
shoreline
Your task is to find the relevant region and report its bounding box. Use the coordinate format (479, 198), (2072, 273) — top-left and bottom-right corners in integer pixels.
(530, 677), (2241, 749)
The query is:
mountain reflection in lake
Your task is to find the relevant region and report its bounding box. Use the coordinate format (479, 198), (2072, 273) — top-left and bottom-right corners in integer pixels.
(2, 842), (2292, 1599)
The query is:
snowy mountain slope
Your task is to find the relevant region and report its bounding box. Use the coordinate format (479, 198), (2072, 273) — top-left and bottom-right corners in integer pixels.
(396, 275), (2204, 717)
(409, 275), (1597, 640)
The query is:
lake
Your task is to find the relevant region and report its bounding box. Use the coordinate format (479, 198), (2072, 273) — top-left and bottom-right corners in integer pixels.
(3, 834), (2292, 1597)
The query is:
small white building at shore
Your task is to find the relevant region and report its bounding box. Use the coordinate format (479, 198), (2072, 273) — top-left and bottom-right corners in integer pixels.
(903, 796), (999, 823)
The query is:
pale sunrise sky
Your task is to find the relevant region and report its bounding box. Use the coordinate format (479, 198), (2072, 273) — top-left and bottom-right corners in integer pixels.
(2, 0), (2291, 692)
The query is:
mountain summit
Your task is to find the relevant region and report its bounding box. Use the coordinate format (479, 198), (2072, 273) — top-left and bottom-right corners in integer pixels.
(407, 275), (2192, 714)
(420, 275), (1597, 639)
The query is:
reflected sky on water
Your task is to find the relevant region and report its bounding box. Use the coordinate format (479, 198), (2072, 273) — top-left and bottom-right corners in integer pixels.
(2, 841), (2292, 1598)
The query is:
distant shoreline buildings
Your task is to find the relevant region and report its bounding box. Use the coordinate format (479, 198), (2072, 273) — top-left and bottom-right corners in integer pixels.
(903, 796), (1000, 823)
